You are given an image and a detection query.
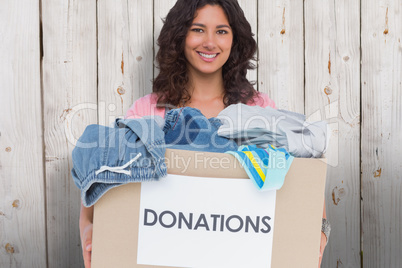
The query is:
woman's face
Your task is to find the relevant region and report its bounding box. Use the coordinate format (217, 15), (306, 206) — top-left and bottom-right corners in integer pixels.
(184, 4), (233, 77)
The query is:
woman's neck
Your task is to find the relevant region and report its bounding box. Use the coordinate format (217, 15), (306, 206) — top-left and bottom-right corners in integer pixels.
(184, 70), (226, 118)
(187, 70), (225, 100)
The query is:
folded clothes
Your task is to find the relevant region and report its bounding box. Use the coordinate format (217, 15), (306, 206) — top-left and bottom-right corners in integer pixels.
(226, 145), (294, 191)
(71, 118), (167, 207)
(217, 104), (328, 158)
(163, 107), (238, 153)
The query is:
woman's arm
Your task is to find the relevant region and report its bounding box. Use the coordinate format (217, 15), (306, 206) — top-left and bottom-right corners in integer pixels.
(80, 202), (94, 268)
(319, 201), (328, 267)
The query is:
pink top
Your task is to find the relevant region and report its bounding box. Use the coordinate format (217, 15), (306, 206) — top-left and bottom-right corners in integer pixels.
(125, 92), (276, 119)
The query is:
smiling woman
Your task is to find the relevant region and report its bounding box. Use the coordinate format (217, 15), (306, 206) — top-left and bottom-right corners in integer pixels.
(183, 4), (234, 116)
(184, 5), (233, 77)
(78, 1), (315, 267)
(152, 0), (262, 117)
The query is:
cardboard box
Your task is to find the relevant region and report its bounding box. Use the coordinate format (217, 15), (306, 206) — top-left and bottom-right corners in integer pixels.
(92, 149), (327, 268)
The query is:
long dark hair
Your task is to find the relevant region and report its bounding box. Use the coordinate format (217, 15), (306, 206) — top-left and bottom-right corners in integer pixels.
(153, 0), (258, 108)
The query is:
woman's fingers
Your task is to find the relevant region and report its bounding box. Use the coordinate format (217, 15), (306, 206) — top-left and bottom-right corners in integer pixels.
(83, 247), (92, 268)
(82, 223), (93, 268)
(318, 231), (326, 267)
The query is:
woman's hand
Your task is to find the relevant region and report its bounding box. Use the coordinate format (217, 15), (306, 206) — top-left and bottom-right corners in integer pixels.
(81, 223), (93, 268)
(318, 231), (327, 267)
(80, 202), (94, 268)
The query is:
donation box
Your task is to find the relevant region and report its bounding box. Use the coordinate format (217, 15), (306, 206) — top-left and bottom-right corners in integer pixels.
(91, 149), (327, 268)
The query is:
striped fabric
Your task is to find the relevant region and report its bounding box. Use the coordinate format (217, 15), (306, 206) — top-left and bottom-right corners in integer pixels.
(226, 145), (294, 191)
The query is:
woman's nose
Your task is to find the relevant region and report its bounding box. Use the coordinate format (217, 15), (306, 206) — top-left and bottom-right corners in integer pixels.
(202, 33), (216, 50)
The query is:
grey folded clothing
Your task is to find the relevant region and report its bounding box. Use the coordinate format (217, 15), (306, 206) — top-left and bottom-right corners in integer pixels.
(217, 104), (328, 158)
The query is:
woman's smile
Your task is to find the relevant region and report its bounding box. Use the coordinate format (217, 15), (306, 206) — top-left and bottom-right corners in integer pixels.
(197, 51), (219, 61)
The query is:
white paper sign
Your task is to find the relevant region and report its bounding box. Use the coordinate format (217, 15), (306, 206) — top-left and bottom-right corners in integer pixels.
(137, 174), (276, 268)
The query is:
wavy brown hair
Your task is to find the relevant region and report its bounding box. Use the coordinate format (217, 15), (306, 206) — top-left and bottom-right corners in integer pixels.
(153, 0), (258, 108)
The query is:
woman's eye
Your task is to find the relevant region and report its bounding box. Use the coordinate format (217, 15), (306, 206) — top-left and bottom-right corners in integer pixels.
(217, 30), (228, 35)
(191, 28), (203, 33)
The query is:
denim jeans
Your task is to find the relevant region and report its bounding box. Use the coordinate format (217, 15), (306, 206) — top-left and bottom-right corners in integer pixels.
(163, 107), (238, 153)
(71, 118), (167, 207)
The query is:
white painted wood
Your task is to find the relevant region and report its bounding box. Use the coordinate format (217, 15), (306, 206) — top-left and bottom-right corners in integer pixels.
(98, 0), (153, 121)
(97, 0), (133, 123)
(238, 0), (257, 87)
(41, 0), (98, 267)
(258, 0), (304, 113)
(0, 1), (47, 267)
(361, 0), (402, 267)
(127, 0), (154, 102)
(304, 1), (361, 267)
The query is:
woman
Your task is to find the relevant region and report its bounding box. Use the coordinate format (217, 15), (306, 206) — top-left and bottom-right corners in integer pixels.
(80, 0), (328, 267)
(125, 0), (275, 121)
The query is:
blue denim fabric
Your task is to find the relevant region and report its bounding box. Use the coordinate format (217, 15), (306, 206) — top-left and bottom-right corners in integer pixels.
(163, 107), (238, 153)
(71, 118), (167, 207)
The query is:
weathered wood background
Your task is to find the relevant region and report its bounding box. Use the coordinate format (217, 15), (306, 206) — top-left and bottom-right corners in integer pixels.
(0, 0), (401, 267)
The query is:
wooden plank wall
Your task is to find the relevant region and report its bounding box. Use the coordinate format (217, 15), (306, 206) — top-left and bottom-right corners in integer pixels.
(305, 1), (361, 267)
(41, 1), (97, 268)
(258, 0), (304, 114)
(361, 0), (402, 267)
(0, 0), (401, 267)
(0, 1), (47, 267)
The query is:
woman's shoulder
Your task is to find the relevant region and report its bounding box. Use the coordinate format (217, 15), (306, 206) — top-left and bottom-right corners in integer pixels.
(247, 91), (276, 109)
(125, 93), (165, 119)
(136, 93), (159, 105)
